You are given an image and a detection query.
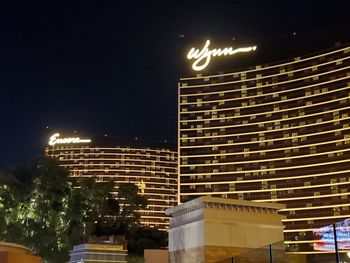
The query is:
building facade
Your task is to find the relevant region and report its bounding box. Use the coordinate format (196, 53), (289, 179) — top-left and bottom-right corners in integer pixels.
(179, 38), (350, 254)
(69, 243), (127, 263)
(45, 134), (177, 230)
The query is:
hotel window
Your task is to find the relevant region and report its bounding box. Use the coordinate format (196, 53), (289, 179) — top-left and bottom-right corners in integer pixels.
(244, 148), (249, 157)
(336, 60), (343, 65)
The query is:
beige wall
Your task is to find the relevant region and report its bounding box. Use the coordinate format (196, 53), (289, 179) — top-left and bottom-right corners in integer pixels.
(0, 242), (41, 263)
(144, 249), (169, 263)
(167, 197), (285, 263)
(204, 207), (284, 249)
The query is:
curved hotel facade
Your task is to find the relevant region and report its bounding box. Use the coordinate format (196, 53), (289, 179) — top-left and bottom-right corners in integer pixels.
(45, 134), (177, 230)
(179, 39), (350, 253)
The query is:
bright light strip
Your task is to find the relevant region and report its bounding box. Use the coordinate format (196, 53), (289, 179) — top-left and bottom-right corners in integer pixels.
(48, 133), (91, 146)
(187, 40), (257, 71)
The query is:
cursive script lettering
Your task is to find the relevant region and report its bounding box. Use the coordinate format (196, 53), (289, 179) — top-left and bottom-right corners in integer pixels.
(48, 133), (91, 146)
(187, 40), (257, 71)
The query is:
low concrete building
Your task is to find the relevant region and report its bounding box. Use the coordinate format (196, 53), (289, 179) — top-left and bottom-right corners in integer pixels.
(166, 197), (286, 263)
(0, 241), (41, 263)
(69, 243), (127, 263)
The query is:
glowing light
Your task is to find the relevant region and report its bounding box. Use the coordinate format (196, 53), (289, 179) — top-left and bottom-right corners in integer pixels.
(137, 180), (146, 194)
(187, 40), (257, 71)
(48, 133), (91, 146)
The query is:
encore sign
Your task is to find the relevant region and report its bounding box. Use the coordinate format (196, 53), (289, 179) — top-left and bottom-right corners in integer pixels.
(48, 133), (91, 146)
(187, 40), (257, 71)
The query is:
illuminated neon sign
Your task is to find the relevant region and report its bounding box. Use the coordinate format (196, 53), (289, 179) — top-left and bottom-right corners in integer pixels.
(48, 133), (91, 146)
(187, 40), (257, 71)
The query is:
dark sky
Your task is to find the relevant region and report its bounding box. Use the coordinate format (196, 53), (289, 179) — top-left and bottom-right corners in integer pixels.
(1, 1), (350, 167)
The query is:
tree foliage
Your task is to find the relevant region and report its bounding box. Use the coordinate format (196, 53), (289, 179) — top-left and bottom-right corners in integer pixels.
(0, 156), (167, 261)
(0, 156), (116, 263)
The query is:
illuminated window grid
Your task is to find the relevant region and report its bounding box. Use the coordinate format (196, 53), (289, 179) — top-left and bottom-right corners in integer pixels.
(179, 44), (350, 253)
(46, 146), (177, 231)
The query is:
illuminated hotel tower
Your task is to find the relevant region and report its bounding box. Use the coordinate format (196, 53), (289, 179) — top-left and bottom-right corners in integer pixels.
(179, 37), (350, 253)
(45, 133), (177, 230)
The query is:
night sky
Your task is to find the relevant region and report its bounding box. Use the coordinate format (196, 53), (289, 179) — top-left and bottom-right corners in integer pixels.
(1, 1), (350, 167)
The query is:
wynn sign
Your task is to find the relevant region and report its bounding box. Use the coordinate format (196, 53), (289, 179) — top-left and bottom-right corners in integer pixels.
(187, 40), (257, 71)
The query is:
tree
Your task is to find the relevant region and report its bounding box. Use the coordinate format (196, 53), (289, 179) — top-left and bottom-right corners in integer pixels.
(0, 156), (115, 263)
(127, 227), (168, 255)
(94, 183), (148, 236)
(0, 156), (163, 262)
(93, 183), (168, 256)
